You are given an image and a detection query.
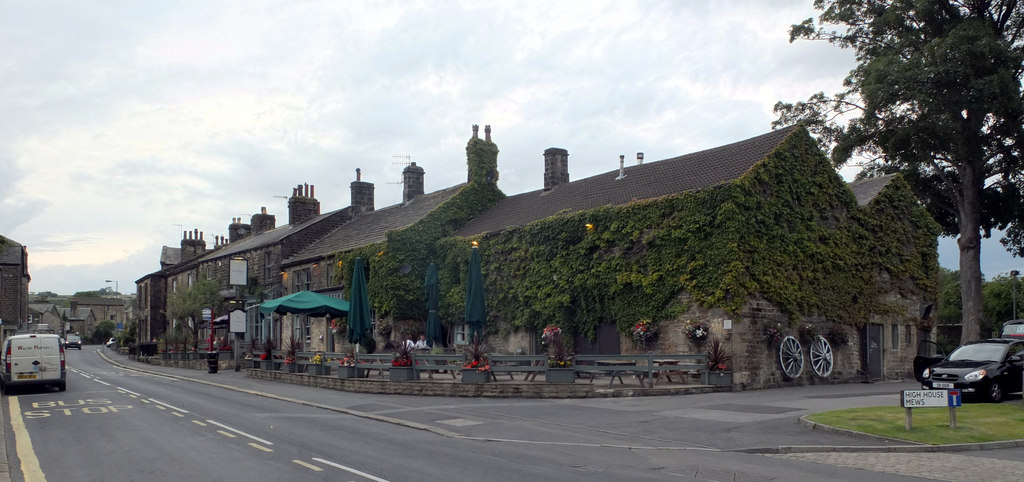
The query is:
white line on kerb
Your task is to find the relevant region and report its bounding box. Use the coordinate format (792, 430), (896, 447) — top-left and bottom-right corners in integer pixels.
(206, 420), (274, 445)
(149, 399), (189, 413)
(312, 458), (390, 482)
(117, 387), (143, 397)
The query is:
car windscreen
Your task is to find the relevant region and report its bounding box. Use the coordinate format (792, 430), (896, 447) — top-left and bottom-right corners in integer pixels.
(947, 343), (1007, 362)
(67, 335), (80, 341)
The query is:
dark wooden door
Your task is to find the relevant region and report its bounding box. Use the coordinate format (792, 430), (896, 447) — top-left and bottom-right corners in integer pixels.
(573, 322), (621, 355)
(862, 323), (883, 381)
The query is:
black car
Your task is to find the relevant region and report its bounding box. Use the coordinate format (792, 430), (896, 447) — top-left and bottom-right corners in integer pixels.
(65, 334), (82, 350)
(922, 338), (1024, 402)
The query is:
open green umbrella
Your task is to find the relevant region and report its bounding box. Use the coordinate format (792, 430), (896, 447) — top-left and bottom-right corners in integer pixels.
(348, 257), (371, 350)
(424, 263), (442, 347)
(259, 290), (350, 317)
(464, 245), (486, 342)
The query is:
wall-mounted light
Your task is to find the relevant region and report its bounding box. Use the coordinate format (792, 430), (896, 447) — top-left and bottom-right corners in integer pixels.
(336, 260), (343, 268)
(472, 240), (479, 247)
(377, 250), (384, 257)
(585, 223), (594, 231)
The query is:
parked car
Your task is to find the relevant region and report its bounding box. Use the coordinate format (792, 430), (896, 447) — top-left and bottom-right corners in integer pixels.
(921, 338), (1024, 402)
(106, 337), (116, 348)
(65, 334), (82, 350)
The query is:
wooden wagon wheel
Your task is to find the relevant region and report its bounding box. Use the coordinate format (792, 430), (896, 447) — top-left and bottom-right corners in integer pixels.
(809, 335), (833, 378)
(778, 335), (804, 379)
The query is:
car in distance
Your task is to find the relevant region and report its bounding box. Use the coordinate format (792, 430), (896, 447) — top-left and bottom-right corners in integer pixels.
(922, 338), (1024, 402)
(1, 333), (67, 393)
(106, 337), (116, 348)
(65, 334), (82, 349)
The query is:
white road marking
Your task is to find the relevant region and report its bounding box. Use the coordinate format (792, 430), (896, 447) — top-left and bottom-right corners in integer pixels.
(117, 387), (143, 397)
(149, 399), (189, 413)
(292, 460), (323, 471)
(94, 380), (111, 386)
(313, 458), (391, 482)
(206, 420), (274, 445)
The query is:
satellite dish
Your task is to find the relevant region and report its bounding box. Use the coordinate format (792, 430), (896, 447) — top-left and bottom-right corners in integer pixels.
(397, 264), (412, 275)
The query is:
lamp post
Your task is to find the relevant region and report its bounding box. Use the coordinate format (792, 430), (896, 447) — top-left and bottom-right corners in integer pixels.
(1012, 270), (1020, 321)
(105, 279), (118, 295)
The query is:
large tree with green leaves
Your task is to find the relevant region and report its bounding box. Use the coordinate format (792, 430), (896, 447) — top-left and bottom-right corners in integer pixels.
(774, 0), (1024, 343)
(166, 277), (225, 350)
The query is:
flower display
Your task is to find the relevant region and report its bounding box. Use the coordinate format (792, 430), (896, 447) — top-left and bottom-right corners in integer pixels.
(463, 336), (491, 372)
(546, 329), (574, 368)
(392, 341), (413, 367)
(540, 326), (561, 347)
(683, 320), (707, 342)
(706, 337), (732, 373)
(310, 353), (325, 365)
(632, 319), (658, 345)
(340, 353), (355, 367)
(762, 322), (783, 345)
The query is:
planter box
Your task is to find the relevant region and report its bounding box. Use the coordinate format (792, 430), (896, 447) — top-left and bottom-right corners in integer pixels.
(389, 366), (418, 382)
(260, 360), (275, 370)
(703, 371), (733, 386)
(337, 366), (366, 379)
(546, 368), (576, 383)
(306, 364), (331, 376)
(282, 363), (301, 373)
(461, 369), (491, 384)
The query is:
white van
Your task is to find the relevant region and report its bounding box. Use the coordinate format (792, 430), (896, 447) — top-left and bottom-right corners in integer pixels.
(1, 334), (66, 393)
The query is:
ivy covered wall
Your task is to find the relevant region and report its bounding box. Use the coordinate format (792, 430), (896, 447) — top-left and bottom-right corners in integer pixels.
(433, 127), (939, 342)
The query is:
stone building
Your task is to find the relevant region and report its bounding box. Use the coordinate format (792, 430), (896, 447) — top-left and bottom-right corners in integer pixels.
(0, 236), (30, 335)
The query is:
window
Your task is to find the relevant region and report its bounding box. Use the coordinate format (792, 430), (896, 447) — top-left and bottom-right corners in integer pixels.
(188, 272), (195, 288)
(905, 325), (913, 345)
(292, 271), (301, 293)
(302, 269), (311, 291)
(891, 324), (899, 349)
(454, 324), (470, 345)
(325, 262), (334, 287)
(264, 251), (272, 281)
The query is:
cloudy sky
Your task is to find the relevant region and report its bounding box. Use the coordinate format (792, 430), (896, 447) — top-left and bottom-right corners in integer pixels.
(1, 0), (1017, 295)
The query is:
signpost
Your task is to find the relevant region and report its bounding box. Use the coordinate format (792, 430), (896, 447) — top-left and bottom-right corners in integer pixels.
(901, 389), (961, 429)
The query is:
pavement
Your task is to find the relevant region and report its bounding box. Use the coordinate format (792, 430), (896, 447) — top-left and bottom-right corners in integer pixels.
(5, 348), (1024, 481)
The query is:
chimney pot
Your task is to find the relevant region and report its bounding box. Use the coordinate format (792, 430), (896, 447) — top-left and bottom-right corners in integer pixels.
(484, 124), (491, 142)
(636, 152), (644, 165)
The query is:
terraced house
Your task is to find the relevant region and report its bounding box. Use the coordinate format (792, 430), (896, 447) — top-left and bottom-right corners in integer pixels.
(138, 125), (938, 390)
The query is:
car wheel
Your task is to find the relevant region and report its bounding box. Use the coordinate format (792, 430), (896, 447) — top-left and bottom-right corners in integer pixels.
(987, 380), (1004, 403)
(57, 382), (66, 392)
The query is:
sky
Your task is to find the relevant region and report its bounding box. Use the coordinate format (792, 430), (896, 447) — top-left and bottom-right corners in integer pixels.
(1, 0), (1019, 296)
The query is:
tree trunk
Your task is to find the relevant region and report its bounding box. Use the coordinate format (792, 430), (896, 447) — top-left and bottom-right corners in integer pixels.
(957, 150), (985, 344)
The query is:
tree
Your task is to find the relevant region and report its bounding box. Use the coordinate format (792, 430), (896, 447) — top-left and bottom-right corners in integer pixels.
(166, 277), (225, 350)
(775, 1), (1024, 343)
(92, 320), (116, 344)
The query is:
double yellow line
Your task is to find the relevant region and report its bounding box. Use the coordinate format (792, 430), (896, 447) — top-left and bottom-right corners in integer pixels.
(9, 397), (46, 481)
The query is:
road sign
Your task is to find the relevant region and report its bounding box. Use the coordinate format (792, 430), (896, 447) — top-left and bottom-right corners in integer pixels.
(948, 389), (962, 407)
(901, 389), (947, 407)
(229, 310), (246, 333)
(202, 308), (212, 321)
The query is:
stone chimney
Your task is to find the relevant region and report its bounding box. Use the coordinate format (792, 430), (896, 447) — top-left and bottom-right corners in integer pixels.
(180, 228), (207, 262)
(402, 162), (425, 203)
(251, 207), (276, 235)
(288, 183), (320, 225)
(350, 168), (375, 215)
(543, 147), (569, 191)
(228, 217), (251, 242)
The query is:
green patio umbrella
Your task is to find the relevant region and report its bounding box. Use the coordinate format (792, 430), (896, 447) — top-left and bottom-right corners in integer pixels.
(424, 263), (442, 347)
(348, 257), (371, 351)
(464, 245), (486, 342)
(259, 290), (350, 317)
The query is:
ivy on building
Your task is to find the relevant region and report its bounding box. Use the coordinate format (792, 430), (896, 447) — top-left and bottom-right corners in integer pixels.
(333, 127), (939, 341)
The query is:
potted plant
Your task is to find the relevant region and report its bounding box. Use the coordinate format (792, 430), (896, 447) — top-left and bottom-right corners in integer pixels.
(282, 337), (301, 373)
(390, 341), (418, 381)
(307, 352), (331, 376)
(461, 336), (491, 384)
(260, 337), (276, 370)
(703, 337), (733, 387)
(545, 328), (575, 383)
(336, 352), (364, 379)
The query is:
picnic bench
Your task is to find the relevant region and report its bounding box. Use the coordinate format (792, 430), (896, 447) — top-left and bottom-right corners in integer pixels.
(354, 353), (394, 376)
(490, 354), (547, 381)
(412, 353), (465, 379)
(574, 353), (708, 388)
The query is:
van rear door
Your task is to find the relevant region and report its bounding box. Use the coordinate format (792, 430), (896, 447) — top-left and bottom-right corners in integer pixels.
(9, 335), (63, 382)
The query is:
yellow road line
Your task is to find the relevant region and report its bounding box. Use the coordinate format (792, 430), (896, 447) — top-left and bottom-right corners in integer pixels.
(171, 412), (184, 418)
(292, 460), (323, 471)
(217, 430), (236, 438)
(248, 443), (273, 452)
(192, 420), (207, 427)
(9, 397), (46, 482)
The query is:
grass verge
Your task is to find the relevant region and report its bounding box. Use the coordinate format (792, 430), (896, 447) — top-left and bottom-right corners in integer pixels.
(806, 401), (1024, 445)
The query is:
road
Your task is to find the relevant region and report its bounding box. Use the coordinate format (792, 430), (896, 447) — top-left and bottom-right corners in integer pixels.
(3, 346), (1023, 481)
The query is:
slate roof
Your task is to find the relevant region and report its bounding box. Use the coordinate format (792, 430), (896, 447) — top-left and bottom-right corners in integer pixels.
(72, 297), (124, 306)
(456, 126), (800, 237)
(285, 184), (467, 266)
(161, 246), (181, 266)
(847, 174), (897, 206)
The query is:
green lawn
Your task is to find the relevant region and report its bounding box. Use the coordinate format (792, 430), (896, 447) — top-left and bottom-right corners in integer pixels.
(806, 402), (1024, 444)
